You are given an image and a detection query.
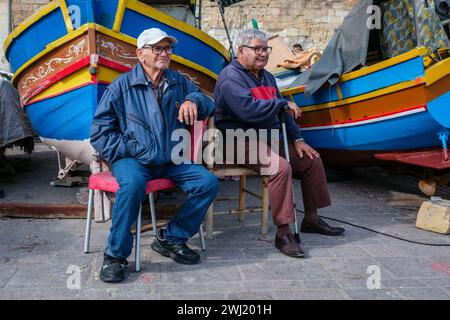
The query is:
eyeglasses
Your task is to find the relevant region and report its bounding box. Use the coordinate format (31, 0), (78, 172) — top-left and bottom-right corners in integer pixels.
(242, 45), (272, 55)
(142, 45), (173, 55)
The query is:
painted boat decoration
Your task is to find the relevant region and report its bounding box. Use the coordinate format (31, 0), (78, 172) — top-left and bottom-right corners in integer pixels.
(3, 0), (230, 168)
(273, 0), (450, 169)
(275, 48), (450, 167)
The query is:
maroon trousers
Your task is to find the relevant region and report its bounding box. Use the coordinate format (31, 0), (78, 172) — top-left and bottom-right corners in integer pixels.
(238, 140), (331, 225)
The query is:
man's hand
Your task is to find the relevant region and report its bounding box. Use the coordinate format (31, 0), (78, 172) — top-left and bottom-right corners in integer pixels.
(294, 140), (320, 160)
(285, 101), (302, 119)
(178, 100), (198, 125)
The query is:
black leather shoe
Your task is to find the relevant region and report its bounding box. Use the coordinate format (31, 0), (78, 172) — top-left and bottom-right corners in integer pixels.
(301, 218), (345, 236)
(151, 229), (200, 265)
(100, 253), (128, 283)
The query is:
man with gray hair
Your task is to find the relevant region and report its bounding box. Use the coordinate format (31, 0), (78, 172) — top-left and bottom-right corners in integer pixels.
(214, 29), (345, 258)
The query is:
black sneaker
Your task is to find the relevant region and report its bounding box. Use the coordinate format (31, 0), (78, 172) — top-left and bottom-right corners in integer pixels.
(99, 253), (128, 283)
(151, 229), (200, 265)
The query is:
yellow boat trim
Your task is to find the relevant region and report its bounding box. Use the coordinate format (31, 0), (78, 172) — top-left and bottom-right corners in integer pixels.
(171, 55), (218, 80)
(282, 85), (305, 96)
(98, 66), (122, 83)
(274, 48), (428, 85)
(126, 0), (231, 61)
(45, 24), (89, 51)
(297, 79), (423, 113)
(3, 1), (60, 53)
(29, 67), (92, 103)
(12, 25), (90, 84)
(423, 57), (450, 86)
(58, 0), (74, 33)
(335, 83), (343, 100)
(340, 47), (427, 82)
(279, 47), (429, 96)
(93, 23), (134, 42)
(29, 65), (124, 103)
(112, 0), (128, 32)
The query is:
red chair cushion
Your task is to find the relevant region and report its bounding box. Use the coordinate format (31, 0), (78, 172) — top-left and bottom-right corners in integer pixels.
(88, 172), (176, 194)
(88, 119), (208, 194)
(145, 179), (176, 194)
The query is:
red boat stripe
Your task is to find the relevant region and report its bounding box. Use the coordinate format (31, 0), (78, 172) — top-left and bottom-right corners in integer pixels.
(21, 57), (91, 105)
(301, 105), (428, 128)
(27, 82), (95, 105)
(21, 56), (131, 104)
(98, 57), (133, 73)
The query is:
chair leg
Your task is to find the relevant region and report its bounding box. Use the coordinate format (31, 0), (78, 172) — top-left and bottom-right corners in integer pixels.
(238, 175), (247, 222)
(83, 189), (95, 253)
(199, 223), (207, 251)
(261, 177), (269, 235)
(135, 205), (142, 272)
(205, 203), (214, 240)
(149, 192), (157, 236)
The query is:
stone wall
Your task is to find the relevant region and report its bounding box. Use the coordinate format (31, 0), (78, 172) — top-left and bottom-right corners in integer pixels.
(11, 0), (50, 28)
(201, 0), (359, 52)
(0, 0), (12, 72)
(1, 0), (51, 71)
(1, 0), (358, 71)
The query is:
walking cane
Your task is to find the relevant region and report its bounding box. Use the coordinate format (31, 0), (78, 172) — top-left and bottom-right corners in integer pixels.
(280, 106), (301, 243)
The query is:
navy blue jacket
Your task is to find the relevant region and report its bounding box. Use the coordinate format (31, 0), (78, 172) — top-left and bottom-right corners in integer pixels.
(90, 63), (214, 165)
(213, 59), (302, 141)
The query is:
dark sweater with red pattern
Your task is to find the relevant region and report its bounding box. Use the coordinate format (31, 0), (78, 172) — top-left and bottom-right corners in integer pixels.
(213, 58), (303, 142)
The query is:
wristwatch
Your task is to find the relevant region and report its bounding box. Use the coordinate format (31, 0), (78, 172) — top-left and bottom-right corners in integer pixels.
(294, 138), (304, 142)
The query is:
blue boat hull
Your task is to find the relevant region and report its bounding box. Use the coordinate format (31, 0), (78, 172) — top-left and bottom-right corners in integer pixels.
(276, 48), (450, 168)
(301, 108), (442, 151)
(25, 84), (107, 141)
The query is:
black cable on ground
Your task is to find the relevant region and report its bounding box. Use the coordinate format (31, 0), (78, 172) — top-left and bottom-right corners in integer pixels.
(295, 208), (450, 247)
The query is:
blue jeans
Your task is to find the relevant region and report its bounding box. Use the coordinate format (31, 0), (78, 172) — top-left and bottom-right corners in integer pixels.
(105, 158), (219, 259)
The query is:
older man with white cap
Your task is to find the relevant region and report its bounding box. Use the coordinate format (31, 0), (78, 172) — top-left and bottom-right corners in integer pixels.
(90, 28), (218, 282)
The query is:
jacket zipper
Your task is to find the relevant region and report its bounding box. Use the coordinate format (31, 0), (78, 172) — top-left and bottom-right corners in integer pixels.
(161, 82), (176, 161)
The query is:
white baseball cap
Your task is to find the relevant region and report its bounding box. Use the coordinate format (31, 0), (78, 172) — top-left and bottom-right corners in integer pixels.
(137, 28), (177, 49)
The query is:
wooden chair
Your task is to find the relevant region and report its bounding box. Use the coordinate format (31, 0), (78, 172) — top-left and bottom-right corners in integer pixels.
(203, 117), (270, 239)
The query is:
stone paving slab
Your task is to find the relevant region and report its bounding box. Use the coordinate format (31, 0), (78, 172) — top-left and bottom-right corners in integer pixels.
(1, 208), (448, 300)
(1, 148), (450, 300)
(273, 288), (349, 300)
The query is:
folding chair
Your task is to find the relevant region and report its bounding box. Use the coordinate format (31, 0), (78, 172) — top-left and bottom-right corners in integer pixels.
(83, 120), (208, 272)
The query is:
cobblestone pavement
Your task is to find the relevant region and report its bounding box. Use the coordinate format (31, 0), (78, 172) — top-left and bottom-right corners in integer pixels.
(0, 147), (449, 300)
